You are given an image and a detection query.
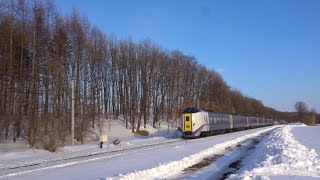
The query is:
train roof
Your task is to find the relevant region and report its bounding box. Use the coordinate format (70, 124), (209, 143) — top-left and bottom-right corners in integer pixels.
(182, 108), (201, 114)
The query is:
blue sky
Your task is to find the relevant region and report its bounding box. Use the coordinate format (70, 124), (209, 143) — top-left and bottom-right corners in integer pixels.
(55, 0), (320, 112)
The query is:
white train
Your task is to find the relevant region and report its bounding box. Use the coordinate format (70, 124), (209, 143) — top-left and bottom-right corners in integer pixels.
(182, 108), (273, 138)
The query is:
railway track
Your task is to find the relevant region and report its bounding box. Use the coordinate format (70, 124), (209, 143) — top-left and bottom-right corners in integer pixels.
(0, 138), (186, 179)
(0, 127), (277, 180)
(171, 132), (270, 180)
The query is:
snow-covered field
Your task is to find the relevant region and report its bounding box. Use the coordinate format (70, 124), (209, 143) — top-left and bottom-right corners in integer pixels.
(0, 122), (319, 180)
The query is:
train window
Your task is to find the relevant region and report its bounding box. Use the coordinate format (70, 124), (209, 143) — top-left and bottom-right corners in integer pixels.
(186, 117), (190, 121)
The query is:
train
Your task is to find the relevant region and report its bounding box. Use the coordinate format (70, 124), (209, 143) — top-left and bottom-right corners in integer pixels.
(182, 108), (273, 138)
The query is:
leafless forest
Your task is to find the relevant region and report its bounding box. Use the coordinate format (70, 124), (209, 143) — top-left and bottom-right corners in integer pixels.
(0, 0), (305, 149)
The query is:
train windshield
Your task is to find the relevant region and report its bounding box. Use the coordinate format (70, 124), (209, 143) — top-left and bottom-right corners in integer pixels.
(182, 108), (201, 114)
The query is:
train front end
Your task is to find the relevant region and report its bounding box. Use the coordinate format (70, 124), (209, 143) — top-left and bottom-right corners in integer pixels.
(182, 108), (205, 138)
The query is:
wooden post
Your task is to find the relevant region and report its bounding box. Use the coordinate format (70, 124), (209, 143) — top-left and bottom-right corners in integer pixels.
(71, 77), (75, 146)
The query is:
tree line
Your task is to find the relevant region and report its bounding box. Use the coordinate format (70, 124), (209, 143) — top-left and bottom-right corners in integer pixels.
(0, 0), (301, 149)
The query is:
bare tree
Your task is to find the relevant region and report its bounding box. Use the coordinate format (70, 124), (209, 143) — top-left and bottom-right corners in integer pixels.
(294, 101), (308, 114)
(294, 101), (313, 125)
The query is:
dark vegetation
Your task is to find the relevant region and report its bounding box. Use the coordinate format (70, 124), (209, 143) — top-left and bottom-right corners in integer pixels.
(112, 138), (121, 146)
(135, 130), (149, 136)
(0, 0), (318, 150)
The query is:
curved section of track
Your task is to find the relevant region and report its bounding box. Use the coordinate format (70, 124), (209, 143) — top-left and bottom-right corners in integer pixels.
(0, 126), (278, 180)
(108, 127), (277, 180)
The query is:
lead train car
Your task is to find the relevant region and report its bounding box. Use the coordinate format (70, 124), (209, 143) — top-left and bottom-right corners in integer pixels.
(182, 108), (273, 138)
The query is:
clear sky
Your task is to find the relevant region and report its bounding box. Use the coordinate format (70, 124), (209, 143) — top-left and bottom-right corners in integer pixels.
(55, 0), (320, 112)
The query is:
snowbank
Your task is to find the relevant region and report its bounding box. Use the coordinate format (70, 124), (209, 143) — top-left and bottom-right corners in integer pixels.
(232, 125), (320, 179)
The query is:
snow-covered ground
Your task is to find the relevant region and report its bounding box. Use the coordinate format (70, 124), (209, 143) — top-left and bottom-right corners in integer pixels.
(0, 122), (319, 180)
(230, 124), (320, 179)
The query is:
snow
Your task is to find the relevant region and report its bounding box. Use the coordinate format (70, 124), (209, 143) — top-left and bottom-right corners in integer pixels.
(0, 119), (179, 168)
(108, 127), (275, 180)
(1, 121), (320, 180)
(230, 124), (320, 179)
(291, 126), (320, 156)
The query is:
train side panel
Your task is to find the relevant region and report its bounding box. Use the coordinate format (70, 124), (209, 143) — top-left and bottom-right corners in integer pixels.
(232, 115), (248, 130)
(208, 112), (231, 131)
